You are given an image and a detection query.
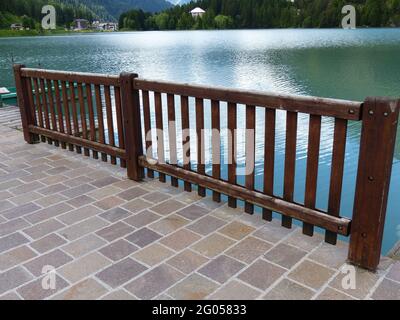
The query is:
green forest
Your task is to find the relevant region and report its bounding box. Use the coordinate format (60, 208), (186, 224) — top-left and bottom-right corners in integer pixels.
(119, 0), (400, 30)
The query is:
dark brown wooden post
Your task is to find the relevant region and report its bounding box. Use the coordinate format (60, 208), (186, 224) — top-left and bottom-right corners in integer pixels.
(120, 72), (144, 181)
(13, 64), (38, 144)
(348, 97), (400, 271)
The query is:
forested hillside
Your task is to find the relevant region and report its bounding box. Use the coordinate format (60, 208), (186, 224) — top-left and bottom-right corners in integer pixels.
(119, 0), (400, 30)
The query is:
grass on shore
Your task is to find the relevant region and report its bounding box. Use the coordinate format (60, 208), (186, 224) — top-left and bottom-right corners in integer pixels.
(0, 28), (105, 38)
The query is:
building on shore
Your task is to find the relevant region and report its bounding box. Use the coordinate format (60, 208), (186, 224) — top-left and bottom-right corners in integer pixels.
(10, 24), (24, 31)
(72, 19), (89, 31)
(190, 7), (206, 18)
(95, 22), (118, 31)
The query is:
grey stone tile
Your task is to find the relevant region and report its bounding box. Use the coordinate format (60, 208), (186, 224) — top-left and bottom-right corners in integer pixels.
(96, 222), (134, 242)
(372, 279), (400, 300)
(132, 243), (175, 267)
(122, 199), (152, 213)
(191, 233), (236, 258)
(94, 196), (125, 210)
(209, 280), (261, 300)
(125, 264), (184, 299)
(9, 181), (45, 196)
(62, 234), (106, 258)
(0, 245), (37, 271)
(316, 287), (355, 300)
(91, 176), (120, 188)
(52, 278), (108, 300)
(0, 218), (30, 237)
(96, 258), (147, 288)
(60, 217), (109, 241)
(166, 250), (209, 274)
(199, 255), (246, 284)
(37, 183), (69, 196)
(23, 219), (65, 240)
(149, 214), (190, 235)
(0, 200), (14, 213)
(253, 219), (295, 243)
(99, 239), (139, 261)
(0, 232), (29, 254)
(0, 266), (33, 295)
(101, 289), (136, 300)
(264, 243), (307, 269)
(226, 236), (272, 264)
(167, 273), (218, 300)
(263, 278), (315, 300)
(25, 203), (74, 224)
(187, 216), (227, 236)
(160, 229), (201, 251)
(309, 242), (348, 269)
(66, 195), (96, 208)
(24, 249), (73, 276)
(219, 221), (255, 240)
(99, 207), (132, 223)
(30, 233), (67, 254)
(34, 194), (68, 208)
(142, 192), (170, 204)
(288, 260), (335, 290)
(123, 210), (161, 228)
(58, 205), (102, 225)
(1, 203), (41, 220)
(0, 292), (21, 300)
(125, 228), (162, 248)
(17, 275), (69, 300)
(61, 184), (96, 199)
(151, 199), (186, 216)
(386, 261), (400, 283)
(117, 187), (148, 201)
(176, 204), (210, 221)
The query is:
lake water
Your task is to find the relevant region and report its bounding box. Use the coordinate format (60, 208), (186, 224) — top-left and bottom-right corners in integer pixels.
(1, 29), (400, 254)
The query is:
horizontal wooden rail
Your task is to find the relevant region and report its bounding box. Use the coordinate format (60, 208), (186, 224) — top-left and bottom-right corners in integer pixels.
(139, 156), (351, 236)
(134, 79), (362, 120)
(21, 68), (120, 87)
(28, 125), (126, 159)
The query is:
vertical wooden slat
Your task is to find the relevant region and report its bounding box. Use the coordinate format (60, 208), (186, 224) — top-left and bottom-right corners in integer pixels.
(303, 114), (322, 236)
(263, 108), (276, 221)
(282, 111), (298, 228)
(13, 64), (38, 144)
(196, 98), (206, 197)
(95, 85), (107, 162)
(61, 81), (74, 151)
(227, 102), (237, 208)
(46, 80), (59, 147)
(325, 119), (347, 244)
(77, 83), (89, 156)
(85, 84), (98, 159)
(69, 82), (81, 154)
(39, 79), (52, 144)
(114, 86), (126, 168)
(211, 100), (221, 202)
(32, 78), (45, 142)
(167, 93), (179, 187)
(245, 105), (256, 214)
(181, 95), (192, 192)
(54, 81), (66, 149)
(348, 98), (399, 271)
(155, 92), (166, 183)
(142, 90), (153, 176)
(104, 85), (116, 164)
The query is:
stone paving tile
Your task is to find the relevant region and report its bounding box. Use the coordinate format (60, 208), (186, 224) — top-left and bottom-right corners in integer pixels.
(187, 216), (227, 236)
(117, 187), (148, 201)
(262, 278), (315, 300)
(94, 196), (125, 210)
(0, 292), (21, 300)
(166, 250), (209, 274)
(25, 202), (74, 224)
(58, 205), (102, 225)
(219, 221), (255, 241)
(209, 279), (261, 300)
(309, 242), (348, 269)
(123, 210), (161, 228)
(176, 204), (210, 221)
(0, 200), (15, 213)
(99, 239), (138, 262)
(264, 243), (307, 269)
(386, 261), (400, 282)
(123, 199), (152, 213)
(0, 218), (31, 237)
(60, 217), (109, 241)
(0, 191), (12, 201)
(34, 194), (68, 208)
(9, 191), (43, 206)
(99, 207), (132, 223)
(0, 266), (33, 295)
(24, 249), (73, 276)
(316, 287), (355, 300)
(372, 278), (400, 300)
(37, 183), (69, 196)
(238, 259), (286, 290)
(199, 255), (246, 284)
(253, 219), (296, 244)
(126, 228), (162, 248)
(283, 228), (324, 252)
(96, 222), (134, 242)
(0, 245), (37, 271)
(39, 175), (68, 186)
(59, 252), (111, 284)
(0, 180), (24, 192)
(30, 233), (67, 254)
(0, 232), (29, 254)
(96, 258), (147, 289)
(132, 243), (175, 267)
(142, 192), (171, 204)
(87, 186), (122, 201)
(329, 264), (380, 299)
(226, 236), (272, 264)
(61, 184), (96, 199)
(112, 179), (140, 190)
(62, 234), (107, 258)
(125, 264), (184, 299)
(9, 181), (46, 196)
(191, 233), (236, 258)
(151, 199), (186, 216)
(288, 260), (335, 290)
(149, 214), (190, 235)
(23, 219), (65, 240)
(53, 278), (108, 300)
(17, 275), (69, 300)
(91, 176), (121, 189)
(1, 202), (41, 220)
(167, 273), (218, 300)
(67, 195), (96, 208)
(160, 229), (201, 251)
(101, 289), (137, 300)
(63, 176), (94, 188)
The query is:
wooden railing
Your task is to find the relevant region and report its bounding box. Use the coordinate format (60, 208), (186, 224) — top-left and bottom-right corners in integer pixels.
(13, 65), (400, 271)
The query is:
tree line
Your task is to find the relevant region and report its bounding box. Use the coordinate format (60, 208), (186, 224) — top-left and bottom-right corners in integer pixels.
(119, 0), (400, 31)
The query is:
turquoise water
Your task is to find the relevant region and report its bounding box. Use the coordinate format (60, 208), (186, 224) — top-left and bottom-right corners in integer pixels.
(1, 29), (400, 253)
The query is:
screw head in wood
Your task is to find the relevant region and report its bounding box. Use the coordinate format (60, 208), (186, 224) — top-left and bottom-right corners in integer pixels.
(368, 176), (374, 181)
(349, 109), (355, 114)
(383, 112), (389, 117)
(368, 110), (374, 115)
(362, 233), (367, 238)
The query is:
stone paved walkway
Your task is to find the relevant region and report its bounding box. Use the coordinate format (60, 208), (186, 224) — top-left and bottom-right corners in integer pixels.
(0, 106), (400, 300)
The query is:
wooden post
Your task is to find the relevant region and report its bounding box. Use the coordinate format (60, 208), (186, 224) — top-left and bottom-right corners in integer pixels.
(13, 64), (38, 144)
(348, 97), (400, 271)
(120, 72), (144, 181)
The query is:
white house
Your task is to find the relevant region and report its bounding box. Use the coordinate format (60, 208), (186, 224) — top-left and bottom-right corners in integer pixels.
(190, 7), (206, 18)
